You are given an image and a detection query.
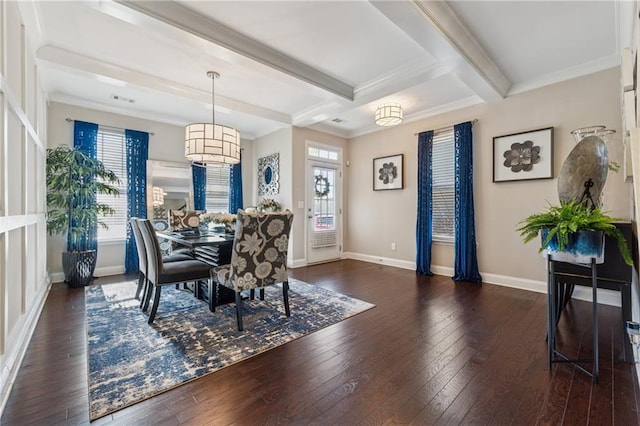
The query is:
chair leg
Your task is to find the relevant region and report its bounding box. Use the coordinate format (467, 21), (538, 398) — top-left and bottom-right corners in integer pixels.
(235, 291), (244, 331)
(283, 281), (290, 317)
(250, 289), (255, 300)
(135, 272), (145, 300)
(139, 277), (150, 308)
(148, 286), (162, 324)
(142, 281), (153, 311)
(259, 288), (265, 300)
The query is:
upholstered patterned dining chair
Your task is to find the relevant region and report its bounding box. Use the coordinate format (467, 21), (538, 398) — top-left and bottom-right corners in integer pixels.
(210, 209), (294, 331)
(169, 210), (203, 231)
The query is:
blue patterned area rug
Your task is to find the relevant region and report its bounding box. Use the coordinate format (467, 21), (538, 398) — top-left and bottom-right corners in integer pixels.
(85, 279), (374, 420)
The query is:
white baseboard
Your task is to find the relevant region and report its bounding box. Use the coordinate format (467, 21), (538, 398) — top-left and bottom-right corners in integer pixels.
(49, 265), (125, 284)
(1, 275), (52, 415)
(342, 253), (622, 308)
(481, 271), (621, 307)
(95, 265), (126, 277)
(342, 252), (415, 270)
(289, 258), (308, 269)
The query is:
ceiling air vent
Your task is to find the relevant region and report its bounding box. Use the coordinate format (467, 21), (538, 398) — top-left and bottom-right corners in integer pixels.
(111, 94), (135, 104)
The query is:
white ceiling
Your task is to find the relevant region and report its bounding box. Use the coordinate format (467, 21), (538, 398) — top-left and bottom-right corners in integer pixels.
(21, 1), (633, 141)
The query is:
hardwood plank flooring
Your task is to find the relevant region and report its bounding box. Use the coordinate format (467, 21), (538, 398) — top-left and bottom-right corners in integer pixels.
(2, 260), (639, 425)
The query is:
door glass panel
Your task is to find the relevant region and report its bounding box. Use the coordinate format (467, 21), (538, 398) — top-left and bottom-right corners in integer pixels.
(313, 167), (335, 232)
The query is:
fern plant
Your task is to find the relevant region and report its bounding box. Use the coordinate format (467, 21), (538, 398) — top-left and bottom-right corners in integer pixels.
(516, 200), (633, 266)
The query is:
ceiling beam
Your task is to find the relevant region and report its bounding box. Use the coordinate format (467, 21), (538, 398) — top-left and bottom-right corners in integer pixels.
(37, 45), (291, 125)
(371, 0), (510, 102)
(114, 0), (355, 101)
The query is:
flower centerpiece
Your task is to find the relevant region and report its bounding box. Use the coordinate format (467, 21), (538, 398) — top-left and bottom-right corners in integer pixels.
(257, 198), (281, 212)
(199, 212), (237, 234)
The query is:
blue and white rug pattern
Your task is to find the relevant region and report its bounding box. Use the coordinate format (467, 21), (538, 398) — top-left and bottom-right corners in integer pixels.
(85, 278), (374, 420)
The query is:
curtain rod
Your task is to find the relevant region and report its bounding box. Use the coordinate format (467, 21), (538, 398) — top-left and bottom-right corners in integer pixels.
(413, 118), (478, 136)
(65, 118), (155, 136)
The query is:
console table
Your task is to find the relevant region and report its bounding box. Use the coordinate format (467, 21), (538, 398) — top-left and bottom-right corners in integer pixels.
(550, 222), (634, 362)
(547, 256), (600, 383)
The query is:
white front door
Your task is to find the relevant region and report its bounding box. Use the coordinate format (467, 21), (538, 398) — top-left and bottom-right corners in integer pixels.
(307, 162), (341, 264)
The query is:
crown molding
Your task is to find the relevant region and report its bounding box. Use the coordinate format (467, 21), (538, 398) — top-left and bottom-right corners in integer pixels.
(508, 55), (620, 96)
(50, 93), (188, 126)
(304, 122), (350, 139)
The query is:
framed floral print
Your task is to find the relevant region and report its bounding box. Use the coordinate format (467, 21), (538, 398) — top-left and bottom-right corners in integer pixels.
(373, 154), (403, 190)
(493, 127), (554, 182)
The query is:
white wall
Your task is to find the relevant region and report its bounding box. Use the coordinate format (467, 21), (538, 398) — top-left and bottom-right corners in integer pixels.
(0, 1), (49, 412)
(346, 68), (630, 299)
(46, 102), (255, 279)
(252, 127), (293, 209)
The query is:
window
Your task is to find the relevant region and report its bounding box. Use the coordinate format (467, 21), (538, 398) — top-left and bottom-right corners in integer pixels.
(96, 127), (128, 241)
(308, 146), (339, 161)
(432, 128), (455, 241)
(205, 164), (230, 213)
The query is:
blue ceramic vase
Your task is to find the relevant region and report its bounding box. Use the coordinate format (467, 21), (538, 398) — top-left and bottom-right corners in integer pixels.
(541, 229), (605, 265)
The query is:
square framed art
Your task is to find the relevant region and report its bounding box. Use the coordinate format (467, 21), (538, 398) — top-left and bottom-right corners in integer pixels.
(493, 127), (554, 182)
(373, 154), (403, 190)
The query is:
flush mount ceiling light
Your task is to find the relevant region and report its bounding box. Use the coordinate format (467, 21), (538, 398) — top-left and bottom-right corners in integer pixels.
(375, 102), (403, 126)
(185, 71), (240, 164)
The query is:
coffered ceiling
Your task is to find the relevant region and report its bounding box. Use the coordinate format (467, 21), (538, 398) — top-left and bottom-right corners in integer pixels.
(19, 1), (633, 140)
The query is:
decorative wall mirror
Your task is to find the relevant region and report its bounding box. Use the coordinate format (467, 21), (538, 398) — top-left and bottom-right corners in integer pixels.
(146, 160), (193, 222)
(258, 153), (280, 196)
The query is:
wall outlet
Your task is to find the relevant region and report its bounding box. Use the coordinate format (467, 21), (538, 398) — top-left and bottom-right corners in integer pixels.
(297, 201), (304, 209)
(391, 242), (396, 251)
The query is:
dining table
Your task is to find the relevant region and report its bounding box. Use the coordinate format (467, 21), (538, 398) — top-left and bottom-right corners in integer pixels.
(156, 229), (236, 305)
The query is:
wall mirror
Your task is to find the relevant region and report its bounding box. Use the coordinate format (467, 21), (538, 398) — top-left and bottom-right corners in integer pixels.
(258, 153), (279, 196)
(146, 160), (193, 223)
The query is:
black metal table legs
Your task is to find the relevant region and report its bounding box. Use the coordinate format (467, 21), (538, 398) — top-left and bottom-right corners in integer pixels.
(547, 255), (599, 383)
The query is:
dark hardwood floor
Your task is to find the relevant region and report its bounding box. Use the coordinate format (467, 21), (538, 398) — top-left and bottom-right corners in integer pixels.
(2, 260), (639, 425)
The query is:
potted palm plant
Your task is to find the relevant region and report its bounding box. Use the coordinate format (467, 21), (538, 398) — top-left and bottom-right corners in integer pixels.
(516, 200), (633, 266)
(46, 145), (120, 287)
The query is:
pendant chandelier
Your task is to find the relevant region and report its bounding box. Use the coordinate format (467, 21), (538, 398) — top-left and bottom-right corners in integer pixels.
(151, 186), (166, 206)
(185, 71), (240, 164)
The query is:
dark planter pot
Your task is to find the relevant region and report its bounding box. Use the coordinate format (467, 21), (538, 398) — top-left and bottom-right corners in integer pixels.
(541, 229), (605, 265)
(62, 250), (97, 287)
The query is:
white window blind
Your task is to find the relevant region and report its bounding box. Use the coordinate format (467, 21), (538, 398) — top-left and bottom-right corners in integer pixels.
(96, 127), (128, 241)
(432, 128), (455, 241)
(205, 164), (230, 213)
